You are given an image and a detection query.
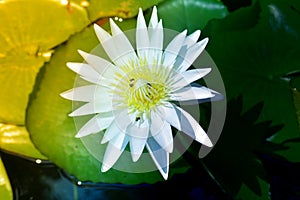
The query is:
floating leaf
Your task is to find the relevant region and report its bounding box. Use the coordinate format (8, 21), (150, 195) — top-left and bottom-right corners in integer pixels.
(275, 137), (300, 163)
(0, 156), (12, 200)
(273, 87), (300, 162)
(202, 97), (285, 198)
(235, 178), (270, 200)
(203, 0), (300, 143)
(0, 0), (90, 124)
(292, 80), (300, 130)
(0, 123), (46, 159)
(157, 0), (228, 32)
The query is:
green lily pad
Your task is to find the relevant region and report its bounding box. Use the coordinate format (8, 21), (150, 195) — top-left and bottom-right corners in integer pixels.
(26, 17), (191, 183)
(276, 137), (300, 163)
(202, 97), (285, 198)
(203, 0), (300, 143)
(291, 76), (300, 130)
(274, 88), (300, 162)
(0, 123), (47, 160)
(157, 0), (228, 32)
(0, 156), (12, 200)
(0, 0), (89, 124)
(236, 178), (270, 200)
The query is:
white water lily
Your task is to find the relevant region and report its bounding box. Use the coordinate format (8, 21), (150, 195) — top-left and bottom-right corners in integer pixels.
(61, 6), (218, 180)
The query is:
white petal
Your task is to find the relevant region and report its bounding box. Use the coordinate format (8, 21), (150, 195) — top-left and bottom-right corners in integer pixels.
(60, 85), (110, 102)
(136, 8), (149, 59)
(149, 6), (158, 29)
(170, 68), (211, 90)
(94, 23), (111, 43)
(128, 121), (149, 162)
(178, 38), (209, 72)
(75, 112), (114, 138)
(170, 86), (214, 101)
(60, 85), (96, 102)
(101, 109), (132, 143)
(146, 137), (169, 180)
(109, 19), (138, 66)
(66, 62), (100, 84)
(150, 111), (173, 153)
(101, 121), (118, 144)
(156, 102), (181, 131)
(183, 30), (201, 48)
(163, 30), (187, 67)
(93, 24), (119, 63)
(174, 105), (213, 147)
(69, 99), (112, 117)
(77, 50), (123, 77)
(101, 133), (129, 172)
(147, 20), (163, 65)
(149, 20), (163, 51)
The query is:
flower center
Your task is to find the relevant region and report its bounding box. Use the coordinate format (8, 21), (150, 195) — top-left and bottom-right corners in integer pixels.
(128, 78), (166, 114)
(112, 59), (173, 117)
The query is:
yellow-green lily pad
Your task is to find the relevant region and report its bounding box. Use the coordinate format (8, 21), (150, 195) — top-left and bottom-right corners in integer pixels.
(0, 123), (47, 159)
(0, 157), (12, 200)
(83, 0), (164, 21)
(0, 0), (89, 124)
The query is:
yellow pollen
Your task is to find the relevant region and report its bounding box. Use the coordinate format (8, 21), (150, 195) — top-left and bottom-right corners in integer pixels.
(128, 79), (166, 113)
(112, 58), (173, 115)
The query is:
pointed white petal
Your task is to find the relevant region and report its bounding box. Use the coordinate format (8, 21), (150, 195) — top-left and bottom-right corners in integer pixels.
(174, 105), (213, 147)
(69, 99), (112, 117)
(170, 86), (214, 101)
(146, 137), (169, 180)
(149, 6), (158, 29)
(170, 68), (211, 90)
(77, 50), (123, 77)
(60, 86), (95, 102)
(178, 38), (209, 72)
(60, 85), (107, 102)
(149, 20), (163, 50)
(183, 30), (201, 48)
(156, 102), (181, 131)
(94, 23), (111, 43)
(93, 24), (119, 63)
(75, 112), (114, 138)
(137, 8), (147, 30)
(101, 121), (119, 144)
(163, 30), (187, 67)
(75, 115), (100, 138)
(172, 30), (202, 71)
(136, 8), (149, 59)
(109, 18), (124, 36)
(66, 62), (100, 84)
(108, 19), (138, 67)
(150, 112), (173, 153)
(101, 110), (132, 143)
(147, 20), (163, 65)
(128, 121), (149, 162)
(101, 133), (129, 172)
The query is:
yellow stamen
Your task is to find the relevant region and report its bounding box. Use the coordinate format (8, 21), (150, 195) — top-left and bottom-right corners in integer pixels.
(112, 58), (173, 116)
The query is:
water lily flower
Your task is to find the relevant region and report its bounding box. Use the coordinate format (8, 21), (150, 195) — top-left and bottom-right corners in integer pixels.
(61, 6), (218, 180)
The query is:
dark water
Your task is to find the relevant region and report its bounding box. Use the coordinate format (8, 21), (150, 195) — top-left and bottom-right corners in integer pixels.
(1, 151), (230, 200)
(2, 151), (300, 200)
